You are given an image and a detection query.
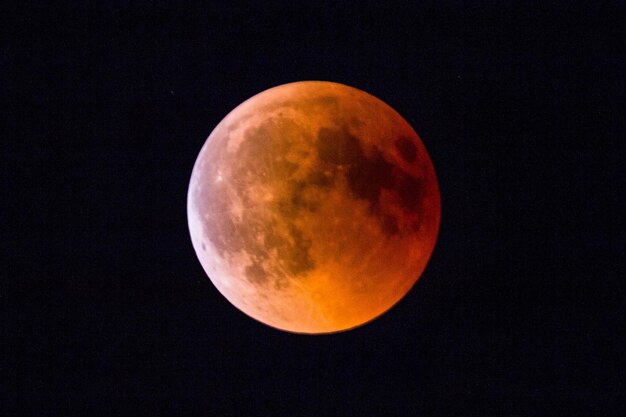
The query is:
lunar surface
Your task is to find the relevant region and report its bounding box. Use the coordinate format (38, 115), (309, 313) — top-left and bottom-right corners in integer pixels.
(187, 81), (440, 334)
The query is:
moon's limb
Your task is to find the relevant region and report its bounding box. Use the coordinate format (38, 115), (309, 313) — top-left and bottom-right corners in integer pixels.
(188, 81), (440, 333)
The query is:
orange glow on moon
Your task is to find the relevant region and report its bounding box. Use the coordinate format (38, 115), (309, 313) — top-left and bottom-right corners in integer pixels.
(188, 81), (440, 334)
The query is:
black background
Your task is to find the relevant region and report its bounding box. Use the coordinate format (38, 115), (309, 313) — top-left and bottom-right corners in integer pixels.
(4, 1), (624, 415)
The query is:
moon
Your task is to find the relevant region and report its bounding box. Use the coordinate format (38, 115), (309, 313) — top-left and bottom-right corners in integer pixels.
(187, 81), (440, 334)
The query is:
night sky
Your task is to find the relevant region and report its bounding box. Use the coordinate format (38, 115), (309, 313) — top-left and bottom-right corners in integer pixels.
(5, 2), (624, 415)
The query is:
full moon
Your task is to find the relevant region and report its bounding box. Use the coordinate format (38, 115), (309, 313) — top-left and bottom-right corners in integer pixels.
(188, 81), (440, 334)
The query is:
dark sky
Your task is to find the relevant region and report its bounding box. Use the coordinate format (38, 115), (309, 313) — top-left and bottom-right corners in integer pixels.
(5, 1), (624, 415)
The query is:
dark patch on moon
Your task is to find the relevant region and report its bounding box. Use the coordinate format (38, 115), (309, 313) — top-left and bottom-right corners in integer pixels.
(281, 225), (315, 275)
(306, 169), (334, 188)
(276, 198), (298, 218)
(290, 192), (318, 213)
(245, 262), (268, 283)
(349, 117), (364, 128)
(347, 151), (395, 208)
(395, 137), (418, 163)
(397, 176), (425, 212)
(380, 214), (400, 235)
(315, 126), (427, 237)
(277, 181), (322, 219)
(238, 219), (316, 285)
(317, 127), (362, 165)
(312, 95), (339, 107)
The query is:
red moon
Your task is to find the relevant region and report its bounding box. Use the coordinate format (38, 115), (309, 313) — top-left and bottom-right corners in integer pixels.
(188, 81), (440, 334)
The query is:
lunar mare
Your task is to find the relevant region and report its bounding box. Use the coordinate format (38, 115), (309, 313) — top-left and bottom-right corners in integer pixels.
(188, 81), (440, 333)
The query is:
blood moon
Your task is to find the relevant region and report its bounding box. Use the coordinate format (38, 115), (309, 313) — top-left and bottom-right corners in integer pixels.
(187, 81), (440, 334)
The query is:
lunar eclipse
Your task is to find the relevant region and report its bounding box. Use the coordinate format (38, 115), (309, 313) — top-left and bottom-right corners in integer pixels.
(188, 81), (440, 334)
